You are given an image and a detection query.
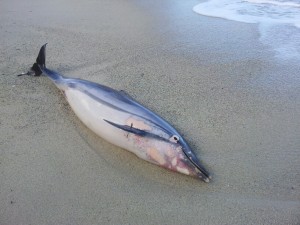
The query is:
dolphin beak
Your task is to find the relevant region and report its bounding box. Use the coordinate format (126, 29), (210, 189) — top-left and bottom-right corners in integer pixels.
(181, 142), (211, 182)
(185, 155), (211, 182)
(177, 151), (211, 182)
(195, 163), (211, 183)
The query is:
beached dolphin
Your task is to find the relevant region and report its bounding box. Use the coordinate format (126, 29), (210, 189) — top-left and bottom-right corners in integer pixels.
(27, 44), (211, 182)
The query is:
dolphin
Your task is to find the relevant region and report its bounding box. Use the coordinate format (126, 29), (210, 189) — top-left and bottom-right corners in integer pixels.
(26, 44), (211, 182)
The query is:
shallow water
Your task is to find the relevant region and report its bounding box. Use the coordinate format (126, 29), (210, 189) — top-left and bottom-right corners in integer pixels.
(193, 0), (300, 61)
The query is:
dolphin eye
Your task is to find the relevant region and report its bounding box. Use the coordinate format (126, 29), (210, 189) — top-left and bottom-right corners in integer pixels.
(170, 135), (179, 143)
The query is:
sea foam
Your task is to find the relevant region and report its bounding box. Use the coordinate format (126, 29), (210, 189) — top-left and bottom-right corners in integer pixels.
(193, 0), (300, 60)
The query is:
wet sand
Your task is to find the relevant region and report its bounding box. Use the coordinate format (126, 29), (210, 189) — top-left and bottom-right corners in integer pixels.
(0, 0), (299, 224)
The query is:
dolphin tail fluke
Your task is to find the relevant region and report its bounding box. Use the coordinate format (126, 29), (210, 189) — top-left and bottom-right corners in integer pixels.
(31, 43), (47, 76)
(30, 44), (63, 82)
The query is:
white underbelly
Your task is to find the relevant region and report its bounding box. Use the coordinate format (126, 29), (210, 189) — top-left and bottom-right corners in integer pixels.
(64, 88), (138, 153)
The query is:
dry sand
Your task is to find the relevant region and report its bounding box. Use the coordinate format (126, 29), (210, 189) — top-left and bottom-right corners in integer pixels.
(0, 0), (299, 224)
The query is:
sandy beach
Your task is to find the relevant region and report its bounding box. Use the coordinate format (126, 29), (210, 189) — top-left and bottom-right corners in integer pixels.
(1, 0), (299, 224)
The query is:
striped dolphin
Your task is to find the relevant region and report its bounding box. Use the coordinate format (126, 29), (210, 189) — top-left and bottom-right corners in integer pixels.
(28, 44), (211, 182)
